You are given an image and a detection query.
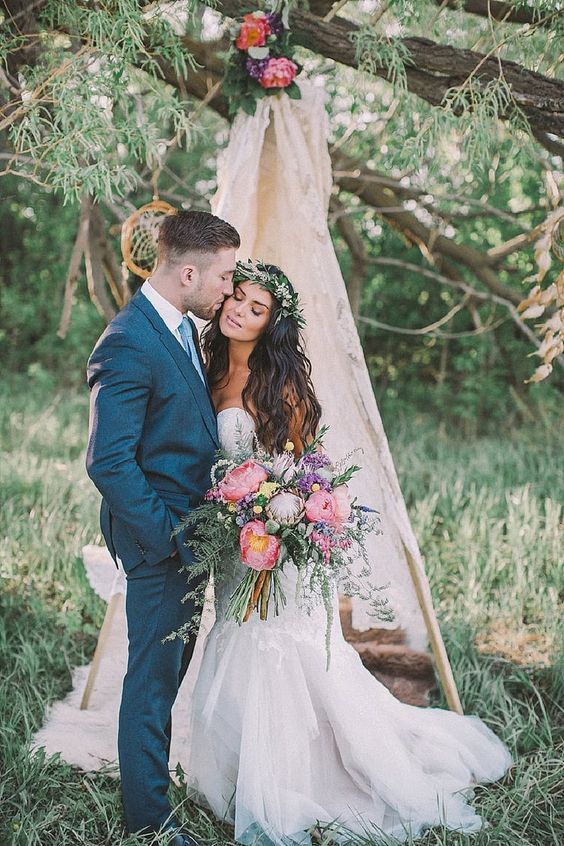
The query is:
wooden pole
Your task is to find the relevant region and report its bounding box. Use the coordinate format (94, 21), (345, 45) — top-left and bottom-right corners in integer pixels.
(80, 592), (123, 711)
(402, 544), (463, 714)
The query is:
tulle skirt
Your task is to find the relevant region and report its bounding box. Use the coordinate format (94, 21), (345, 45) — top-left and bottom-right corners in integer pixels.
(186, 581), (512, 845)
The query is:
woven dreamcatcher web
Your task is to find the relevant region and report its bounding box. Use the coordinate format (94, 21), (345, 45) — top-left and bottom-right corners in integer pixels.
(121, 199), (176, 278)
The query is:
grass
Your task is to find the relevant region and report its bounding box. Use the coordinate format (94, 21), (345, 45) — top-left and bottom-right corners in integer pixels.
(0, 374), (562, 846)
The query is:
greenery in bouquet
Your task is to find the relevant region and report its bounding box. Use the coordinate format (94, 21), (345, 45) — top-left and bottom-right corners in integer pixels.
(223, 8), (302, 117)
(173, 427), (392, 666)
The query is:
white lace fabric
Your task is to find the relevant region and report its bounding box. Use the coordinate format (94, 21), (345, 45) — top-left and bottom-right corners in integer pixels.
(185, 410), (512, 845)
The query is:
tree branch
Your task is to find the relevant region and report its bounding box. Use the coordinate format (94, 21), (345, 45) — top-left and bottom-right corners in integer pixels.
(357, 298), (504, 339)
(216, 1), (564, 153)
(432, 0), (556, 27)
(333, 152), (524, 306)
(84, 201), (118, 322)
(157, 43), (527, 308)
(366, 255), (562, 361)
(57, 196), (90, 338)
(331, 195), (367, 321)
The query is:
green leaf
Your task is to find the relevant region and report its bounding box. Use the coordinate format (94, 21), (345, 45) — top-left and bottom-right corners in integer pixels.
(286, 82), (301, 100)
(241, 96), (258, 116)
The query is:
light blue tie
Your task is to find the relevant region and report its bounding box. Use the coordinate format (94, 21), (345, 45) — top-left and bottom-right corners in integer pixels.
(178, 316), (205, 383)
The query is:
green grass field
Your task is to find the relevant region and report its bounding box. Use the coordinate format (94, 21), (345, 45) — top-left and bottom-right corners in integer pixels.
(1, 376), (562, 846)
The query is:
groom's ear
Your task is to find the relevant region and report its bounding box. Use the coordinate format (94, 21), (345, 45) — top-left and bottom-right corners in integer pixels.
(180, 263), (199, 287)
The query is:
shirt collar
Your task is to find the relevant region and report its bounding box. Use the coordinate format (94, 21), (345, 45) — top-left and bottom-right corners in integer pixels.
(141, 279), (183, 334)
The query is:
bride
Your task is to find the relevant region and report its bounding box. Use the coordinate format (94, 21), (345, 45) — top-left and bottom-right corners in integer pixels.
(186, 260), (512, 845)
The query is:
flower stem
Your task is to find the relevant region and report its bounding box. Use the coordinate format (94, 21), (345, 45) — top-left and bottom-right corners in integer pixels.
(243, 570), (267, 622)
(259, 571), (272, 620)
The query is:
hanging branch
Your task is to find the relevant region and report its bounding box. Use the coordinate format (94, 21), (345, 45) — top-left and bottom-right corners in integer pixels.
(154, 40), (532, 313)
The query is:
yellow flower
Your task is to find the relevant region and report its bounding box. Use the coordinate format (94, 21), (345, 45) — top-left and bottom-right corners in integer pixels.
(227, 502), (237, 512)
(259, 481), (280, 499)
(253, 505), (264, 514)
(311, 483), (320, 492)
(284, 440), (294, 452)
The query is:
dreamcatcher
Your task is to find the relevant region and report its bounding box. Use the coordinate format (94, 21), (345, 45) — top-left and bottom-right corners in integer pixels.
(120, 199), (176, 279)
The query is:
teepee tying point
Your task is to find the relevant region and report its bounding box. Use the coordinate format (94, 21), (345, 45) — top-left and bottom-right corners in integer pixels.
(210, 82), (462, 713)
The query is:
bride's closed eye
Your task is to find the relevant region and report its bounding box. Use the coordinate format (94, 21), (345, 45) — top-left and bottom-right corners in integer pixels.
(233, 289), (263, 317)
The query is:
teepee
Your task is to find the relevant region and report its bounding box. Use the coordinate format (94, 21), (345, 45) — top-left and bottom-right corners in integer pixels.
(211, 82), (462, 713)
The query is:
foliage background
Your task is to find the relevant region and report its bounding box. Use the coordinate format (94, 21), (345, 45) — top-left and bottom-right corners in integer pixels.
(1, 1), (563, 429)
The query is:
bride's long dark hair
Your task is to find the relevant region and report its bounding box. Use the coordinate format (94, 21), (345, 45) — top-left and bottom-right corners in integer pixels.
(202, 267), (321, 453)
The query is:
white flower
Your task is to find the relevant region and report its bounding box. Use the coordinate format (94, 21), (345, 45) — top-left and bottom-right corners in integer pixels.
(266, 492), (305, 526)
(271, 453), (295, 484)
(248, 46), (269, 59)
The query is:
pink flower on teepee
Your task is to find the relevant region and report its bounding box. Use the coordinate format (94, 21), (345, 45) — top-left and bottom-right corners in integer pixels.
(236, 13), (271, 51)
(259, 57), (297, 89)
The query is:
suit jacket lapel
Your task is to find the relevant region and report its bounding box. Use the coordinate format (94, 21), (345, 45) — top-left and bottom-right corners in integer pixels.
(131, 292), (219, 447)
(187, 316), (215, 412)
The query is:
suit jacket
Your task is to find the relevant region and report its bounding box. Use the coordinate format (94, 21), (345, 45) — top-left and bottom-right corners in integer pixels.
(86, 290), (219, 572)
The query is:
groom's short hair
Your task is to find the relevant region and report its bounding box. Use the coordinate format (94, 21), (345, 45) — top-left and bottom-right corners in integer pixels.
(158, 210), (240, 266)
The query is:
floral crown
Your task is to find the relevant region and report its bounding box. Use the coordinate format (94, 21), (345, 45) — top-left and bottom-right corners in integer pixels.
(233, 260), (306, 328)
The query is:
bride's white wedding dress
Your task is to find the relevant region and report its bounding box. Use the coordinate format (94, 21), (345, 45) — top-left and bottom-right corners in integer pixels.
(186, 408), (512, 845)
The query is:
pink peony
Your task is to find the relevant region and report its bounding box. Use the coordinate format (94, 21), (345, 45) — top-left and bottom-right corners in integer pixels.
(218, 460), (268, 502)
(240, 520), (281, 570)
(305, 490), (338, 524)
(332, 485), (352, 527)
(258, 57), (298, 89)
(236, 13), (271, 50)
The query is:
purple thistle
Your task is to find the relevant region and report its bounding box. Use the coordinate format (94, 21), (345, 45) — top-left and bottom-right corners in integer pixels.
(299, 452), (332, 471)
(297, 473), (331, 494)
(246, 56), (269, 81)
(265, 12), (284, 37)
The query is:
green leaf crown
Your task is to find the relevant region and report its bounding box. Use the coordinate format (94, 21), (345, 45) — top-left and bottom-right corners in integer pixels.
(233, 259), (306, 328)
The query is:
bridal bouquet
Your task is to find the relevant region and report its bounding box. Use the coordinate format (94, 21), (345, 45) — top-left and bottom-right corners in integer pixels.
(174, 427), (390, 660)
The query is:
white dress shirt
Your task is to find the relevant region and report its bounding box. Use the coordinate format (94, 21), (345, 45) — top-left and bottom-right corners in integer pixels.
(141, 279), (185, 343)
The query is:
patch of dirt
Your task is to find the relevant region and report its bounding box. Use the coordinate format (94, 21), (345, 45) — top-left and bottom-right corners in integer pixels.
(475, 619), (555, 667)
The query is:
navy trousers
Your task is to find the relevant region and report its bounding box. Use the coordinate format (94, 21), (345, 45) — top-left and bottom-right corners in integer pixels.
(118, 556), (201, 834)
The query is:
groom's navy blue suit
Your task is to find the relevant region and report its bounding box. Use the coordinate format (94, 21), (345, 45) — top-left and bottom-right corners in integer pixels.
(86, 289), (218, 834)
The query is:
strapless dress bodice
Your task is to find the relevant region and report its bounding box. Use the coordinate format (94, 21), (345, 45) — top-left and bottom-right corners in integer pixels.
(216, 407), (256, 456)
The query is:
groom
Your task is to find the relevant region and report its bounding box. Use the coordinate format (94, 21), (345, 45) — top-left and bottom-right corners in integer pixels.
(86, 210), (240, 844)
